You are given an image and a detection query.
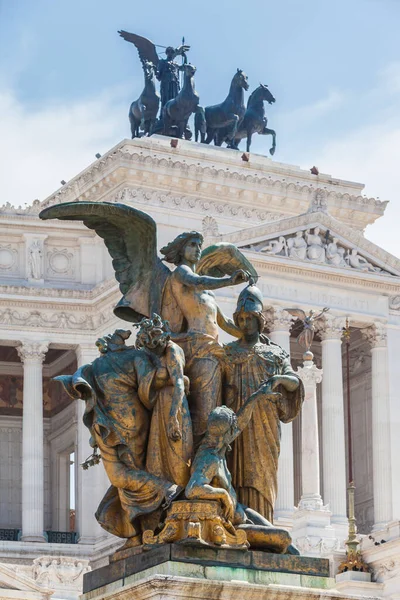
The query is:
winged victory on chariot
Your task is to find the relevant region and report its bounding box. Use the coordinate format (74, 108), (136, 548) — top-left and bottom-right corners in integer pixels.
(118, 30), (277, 154)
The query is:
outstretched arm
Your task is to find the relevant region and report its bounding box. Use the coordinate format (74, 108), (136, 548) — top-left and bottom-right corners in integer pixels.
(235, 382), (281, 435)
(175, 264), (248, 292)
(217, 305), (241, 338)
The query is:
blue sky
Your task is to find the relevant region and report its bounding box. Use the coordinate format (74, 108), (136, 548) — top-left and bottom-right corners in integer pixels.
(1, 0), (400, 255)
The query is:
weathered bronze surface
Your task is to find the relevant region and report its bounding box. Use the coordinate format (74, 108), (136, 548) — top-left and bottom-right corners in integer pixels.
(224, 285), (304, 523)
(118, 30), (277, 151)
(41, 202), (303, 557)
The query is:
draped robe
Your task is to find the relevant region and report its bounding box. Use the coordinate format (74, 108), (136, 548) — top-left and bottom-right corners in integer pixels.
(223, 337), (304, 522)
(57, 345), (190, 539)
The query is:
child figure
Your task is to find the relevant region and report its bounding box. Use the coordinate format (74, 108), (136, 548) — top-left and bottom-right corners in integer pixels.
(185, 380), (280, 524)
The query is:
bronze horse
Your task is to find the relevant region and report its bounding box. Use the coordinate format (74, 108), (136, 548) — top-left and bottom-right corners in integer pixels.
(129, 59), (160, 138)
(204, 69), (249, 146)
(162, 63), (199, 139)
(229, 84), (276, 154)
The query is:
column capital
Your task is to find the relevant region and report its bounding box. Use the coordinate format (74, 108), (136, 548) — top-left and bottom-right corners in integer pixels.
(361, 323), (387, 349)
(17, 341), (48, 364)
(297, 362), (323, 386)
(317, 315), (346, 341)
(265, 306), (295, 332)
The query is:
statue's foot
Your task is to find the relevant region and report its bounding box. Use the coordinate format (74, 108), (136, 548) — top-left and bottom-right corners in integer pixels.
(237, 524), (292, 554)
(118, 534), (143, 552)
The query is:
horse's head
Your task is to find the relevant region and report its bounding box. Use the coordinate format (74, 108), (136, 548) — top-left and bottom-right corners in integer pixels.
(259, 83), (276, 104)
(233, 69), (249, 91)
(183, 63), (196, 78)
(143, 59), (155, 80)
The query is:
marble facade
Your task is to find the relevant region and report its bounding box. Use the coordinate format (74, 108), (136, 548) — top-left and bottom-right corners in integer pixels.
(0, 136), (400, 598)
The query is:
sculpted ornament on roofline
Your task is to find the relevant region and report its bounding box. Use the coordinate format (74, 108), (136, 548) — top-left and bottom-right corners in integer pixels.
(34, 145), (385, 213)
(244, 226), (393, 276)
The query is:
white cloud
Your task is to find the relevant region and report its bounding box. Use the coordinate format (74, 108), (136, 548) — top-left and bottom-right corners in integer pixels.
(278, 90), (345, 131)
(0, 86), (129, 207)
(309, 120), (400, 257)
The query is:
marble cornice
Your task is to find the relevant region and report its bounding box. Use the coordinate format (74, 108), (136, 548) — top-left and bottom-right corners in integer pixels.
(30, 138), (386, 230)
(251, 257), (400, 293)
(0, 278), (117, 303)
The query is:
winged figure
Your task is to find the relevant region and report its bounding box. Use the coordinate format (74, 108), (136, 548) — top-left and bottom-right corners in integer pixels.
(39, 201), (257, 447)
(118, 30), (190, 107)
(285, 307), (329, 352)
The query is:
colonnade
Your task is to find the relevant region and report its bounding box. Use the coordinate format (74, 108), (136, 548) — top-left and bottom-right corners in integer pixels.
(14, 310), (394, 543)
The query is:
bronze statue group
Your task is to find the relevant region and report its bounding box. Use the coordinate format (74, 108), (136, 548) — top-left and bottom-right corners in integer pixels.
(119, 31), (277, 155)
(41, 201), (303, 554)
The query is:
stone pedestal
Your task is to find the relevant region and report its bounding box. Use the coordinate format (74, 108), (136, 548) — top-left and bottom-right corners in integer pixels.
(81, 544), (383, 600)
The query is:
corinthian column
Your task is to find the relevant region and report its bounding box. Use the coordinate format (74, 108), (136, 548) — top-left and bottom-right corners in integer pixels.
(296, 360), (323, 508)
(319, 316), (347, 524)
(18, 341), (48, 542)
(75, 343), (106, 543)
(267, 307), (296, 522)
(362, 324), (393, 529)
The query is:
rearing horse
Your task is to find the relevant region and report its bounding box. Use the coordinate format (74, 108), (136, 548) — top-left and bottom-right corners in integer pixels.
(229, 84), (276, 154)
(204, 69), (249, 145)
(129, 59), (160, 138)
(162, 63), (199, 139)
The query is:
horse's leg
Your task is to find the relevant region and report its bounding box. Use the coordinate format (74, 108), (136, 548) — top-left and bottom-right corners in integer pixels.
(246, 130), (252, 153)
(205, 128), (215, 144)
(263, 127), (276, 155)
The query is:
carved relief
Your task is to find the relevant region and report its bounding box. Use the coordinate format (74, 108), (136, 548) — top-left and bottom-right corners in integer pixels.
(33, 556), (90, 587)
(0, 244), (18, 274)
(46, 247), (75, 279)
(242, 226), (393, 276)
(27, 240), (43, 280)
(112, 186), (286, 224)
(0, 308), (107, 331)
(202, 216), (220, 238)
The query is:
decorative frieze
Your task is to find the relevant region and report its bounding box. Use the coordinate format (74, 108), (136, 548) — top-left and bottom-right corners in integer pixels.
(0, 307), (107, 331)
(112, 186), (286, 224)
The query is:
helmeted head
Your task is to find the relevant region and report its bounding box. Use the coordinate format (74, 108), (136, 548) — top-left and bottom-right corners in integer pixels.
(160, 231), (204, 266)
(233, 284), (265, 334)
(165, 46), (175, 59)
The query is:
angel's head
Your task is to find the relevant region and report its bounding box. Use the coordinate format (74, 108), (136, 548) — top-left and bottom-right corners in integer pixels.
(160, 231), (204, 266)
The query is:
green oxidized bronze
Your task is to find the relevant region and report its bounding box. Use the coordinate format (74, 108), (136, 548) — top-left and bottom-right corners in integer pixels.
(40, 201), (303, 554)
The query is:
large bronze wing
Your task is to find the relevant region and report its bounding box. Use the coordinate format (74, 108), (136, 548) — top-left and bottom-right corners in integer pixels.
(39, 202), (170, 322)
(118, 31), (159, 67)
(197, 242), (258, 279)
